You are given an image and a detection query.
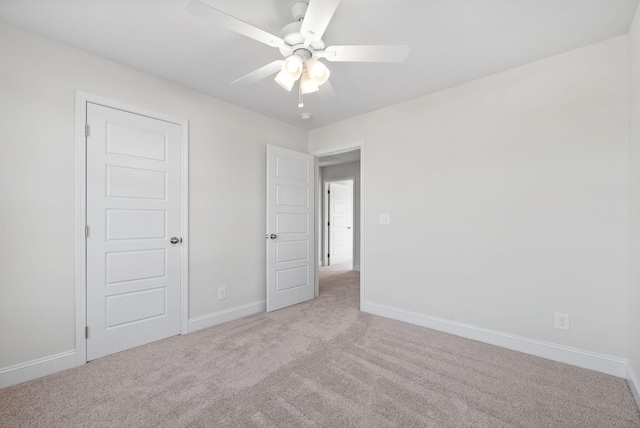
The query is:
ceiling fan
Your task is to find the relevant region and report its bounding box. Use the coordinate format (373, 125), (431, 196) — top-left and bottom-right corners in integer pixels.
(185, 0), (410, 101)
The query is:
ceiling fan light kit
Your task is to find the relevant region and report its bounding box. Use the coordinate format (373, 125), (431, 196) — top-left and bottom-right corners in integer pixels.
(186, 0), (410, 107)
(274, 52), (329, 93)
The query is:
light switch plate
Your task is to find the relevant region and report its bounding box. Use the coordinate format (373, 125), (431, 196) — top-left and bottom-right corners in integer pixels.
(379, 213), (390, 225)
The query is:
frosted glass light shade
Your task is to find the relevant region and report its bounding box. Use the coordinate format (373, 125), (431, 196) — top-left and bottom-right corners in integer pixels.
(275, 70), (296, 91)
(282, 55), (303, 79)
(306, 59), (330, 86)
(300, 71), (319, 94)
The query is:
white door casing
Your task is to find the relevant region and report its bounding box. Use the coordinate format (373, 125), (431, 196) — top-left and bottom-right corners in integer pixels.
(328, 181), (353, 265)
(266, 145), (315, 312)
(85, 102), (183, 360)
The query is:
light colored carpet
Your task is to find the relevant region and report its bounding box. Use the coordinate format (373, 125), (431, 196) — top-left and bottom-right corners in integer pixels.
(1, 266), (639, 427)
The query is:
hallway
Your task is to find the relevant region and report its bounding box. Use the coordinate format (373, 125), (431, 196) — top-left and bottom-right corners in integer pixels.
(319, 263), (360, 308)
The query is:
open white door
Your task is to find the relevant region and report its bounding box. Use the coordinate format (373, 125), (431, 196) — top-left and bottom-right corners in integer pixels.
(328, 181), (353, 265)
(86, 103), (182, 360)
(266, 145), (315, 312)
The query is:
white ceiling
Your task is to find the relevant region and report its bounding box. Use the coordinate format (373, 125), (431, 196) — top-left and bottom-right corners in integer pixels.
(1, 0), (638, 130)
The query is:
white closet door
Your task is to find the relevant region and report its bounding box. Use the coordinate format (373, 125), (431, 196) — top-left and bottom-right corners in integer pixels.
(86, 103), (182, 360)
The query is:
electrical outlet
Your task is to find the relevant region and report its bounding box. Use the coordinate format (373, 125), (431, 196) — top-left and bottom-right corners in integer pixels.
(555, 312), (570, 330)
(218, 287), (226, 300)
(379, 213), (391, 225)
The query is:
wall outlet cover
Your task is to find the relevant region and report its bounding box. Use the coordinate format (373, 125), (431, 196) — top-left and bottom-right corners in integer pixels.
(555, 312), (570, 330)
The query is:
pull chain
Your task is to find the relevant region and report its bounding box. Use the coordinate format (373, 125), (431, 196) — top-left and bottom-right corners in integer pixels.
(298, 81), (304, 108)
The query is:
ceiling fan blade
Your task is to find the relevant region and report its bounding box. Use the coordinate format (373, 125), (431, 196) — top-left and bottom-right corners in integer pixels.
(300, 0), (341, 43)
(320, 45), (410, 63)
(231, 60), (284, 86)
(317, 81), (337, 101)
(186, 0), (285, 49)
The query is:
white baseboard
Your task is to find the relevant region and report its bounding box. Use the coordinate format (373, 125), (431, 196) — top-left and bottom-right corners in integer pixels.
(188, 300), (265, 333)
(627, 364), (640, 410)
(362, 301), (628, 379)
(0, 350), (76, 389)
(353, 264), (361, 271)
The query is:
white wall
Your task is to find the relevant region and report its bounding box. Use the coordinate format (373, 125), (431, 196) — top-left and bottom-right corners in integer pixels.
(629, 4), (640, 383)
(310, 36), (630, 357)
(0, 23), (307, 370)
(320, 161), (361, 268)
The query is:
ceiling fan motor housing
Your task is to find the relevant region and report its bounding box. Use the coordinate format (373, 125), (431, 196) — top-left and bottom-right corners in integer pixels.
(279, 21), (326, 57)
(279, 1), (325, 58)
(293, 47), (312, 60)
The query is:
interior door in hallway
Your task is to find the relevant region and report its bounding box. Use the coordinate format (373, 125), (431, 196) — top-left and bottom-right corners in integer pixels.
(328, 181), (353, 265)
(266, 145), (315, 312)
(86, 103), (183, 360)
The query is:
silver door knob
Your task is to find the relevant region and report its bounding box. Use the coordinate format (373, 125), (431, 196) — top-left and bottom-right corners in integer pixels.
(170, 237), (181, 244)
(269, 234), (277, 239)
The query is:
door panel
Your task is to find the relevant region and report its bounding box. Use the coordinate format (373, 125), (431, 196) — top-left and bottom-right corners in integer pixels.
(106, 287), (166, 327)
(105, 249), (166, 284)
(106, 209), (166, 240)
(329, 181), (353, 265)
(276, 266), (309, 291)
(276, 213), (308, 234)
(86, 103), (182, 360)
(276, 184), (308, 206)
(106, 166), (166, 199)
(276, 241), (309, 263)
(266, 145), (315, 312)
(106, 123), (167, 161)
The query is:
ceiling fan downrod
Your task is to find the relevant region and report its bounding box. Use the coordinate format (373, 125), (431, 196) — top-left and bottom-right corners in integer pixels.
(291, 1), (308, 22)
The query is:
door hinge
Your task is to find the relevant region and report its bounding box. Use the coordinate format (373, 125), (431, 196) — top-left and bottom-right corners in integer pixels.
(85, 123), (90, 137)
(327, 254), (330, 258)
(85, 225), (90, 238)
(85, 326), (89, 339)
(327, 222), (330, 226)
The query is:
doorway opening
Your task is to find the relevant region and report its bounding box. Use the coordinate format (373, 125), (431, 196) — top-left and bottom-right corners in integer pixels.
(314, 145), (364, 310)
